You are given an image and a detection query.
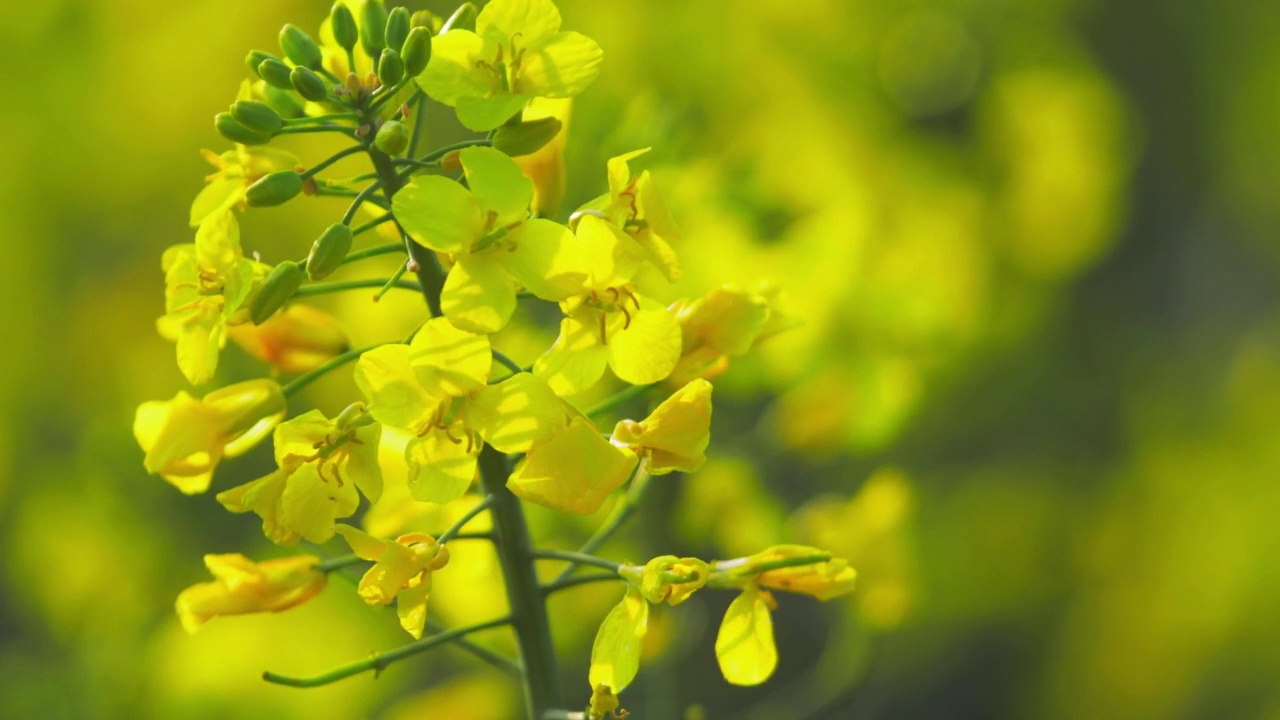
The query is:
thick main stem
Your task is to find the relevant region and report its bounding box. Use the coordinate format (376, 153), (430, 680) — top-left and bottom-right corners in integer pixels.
(366, 138), (560, 719)
(479, 446), (563, 717)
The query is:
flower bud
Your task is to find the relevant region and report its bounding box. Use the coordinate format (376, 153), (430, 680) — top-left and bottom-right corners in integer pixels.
(401, 26), (432, 77)
(245, 50), (279, 77)
(279, 23), (322, 69)
(263, 85), (305, 119)
(375, 120), (410, 156)
(231, 100), (283, 135)
(385, 6), (411, 55)
(330, 3), (359, 51)
(290, 66), (330, 103)
(377, 48), (404, 87)
(257, 58), (294, 90)
(245, 170), (304, 207)
(251, 261), (306, 324)
(305, 223), (354, 280)
(176, 554), (327, 633)
(492, 116), (562, 157)
(214, 112), (272, 145)
(360, 0), (389, 58)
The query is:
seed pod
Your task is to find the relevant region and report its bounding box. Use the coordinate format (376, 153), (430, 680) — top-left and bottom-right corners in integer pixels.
(246, 50), (279, 77)
(279, 24), (322, 69)
(401, 26), (432, 77)
(251, 261), (306, 325)
(290, 66), (330, 103)
(245, 170), (304, 207)
(385, 6), (411, 55)
(231, 100), (284, 135)
(375, 120), (410, 156)
(215, 112), (272, 145)
(257, 58), (294, 90)
(492, 116), (563, 157)
(361, 0), (389, 59)
(378, 48), (404, 87)
(306, 223), (355, 280)
(330, 3), (359, 51)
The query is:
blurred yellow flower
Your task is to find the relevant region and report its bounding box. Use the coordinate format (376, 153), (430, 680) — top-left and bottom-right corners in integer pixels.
(190, 145), (299, 227)
(175, 553), (326, 633)
(582, 148), (681, 282)
(226, 304), (349, 374)
(134, 378), (285, 494)
(335, 524), (450, 639)
(668, 285), (797, 387)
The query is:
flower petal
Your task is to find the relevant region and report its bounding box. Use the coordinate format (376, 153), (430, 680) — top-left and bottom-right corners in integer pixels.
(588, 586), (649, 694)
(441, 253), (517, 334)
(409, 316), (493, 397)
(460, 146), (534, 226)
(470, 373), (568, 453)
(715, 587), (777, 686)
(516, 31), (603, 98)
(416, 30), (492, 107)
(507, 416), (637, 515)
(533, 311), (609, 396)
(607, 295), (681, 386)
(393, 176), (486, 254)
(405, 428), (479, 504)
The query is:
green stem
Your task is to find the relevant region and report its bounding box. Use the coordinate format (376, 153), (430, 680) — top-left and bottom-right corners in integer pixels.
(284, 113), (357, 126)
(340, 241), (403, 266)
(278, 124), (356, 138)
(532, 549), (622, 574)
(261, 616), (512, 688)
(281, 343), (384, 397)
(293, 278), (421, 297)
(416, 138), (494, 165)
(492, 350), (524, 377)
(585, 383), (654, 418)
(300, 145), (366, 181)
(438, 496), (495, 544)
(479, 446), (563, 718)
(341, 181), (386, 225)
(541, 712), (585, 720)
(541, 572), (623, 596)
(372, 260), (412, 302)
(317, 554), (364, 573)
(551, 468), (650, 584)
(365, 144), (446, 317)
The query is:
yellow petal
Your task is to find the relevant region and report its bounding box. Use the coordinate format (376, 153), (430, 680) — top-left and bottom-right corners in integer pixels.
(588, 586), (649, 693)
(335, 523), (388, 562)
(393, 175), (486, 254)
(354, 344), (443, 430)
(441, 253), (517, 334)
(516, 31), (603, 98)
(477, 0), (561, 47)
(533, 310), (609, 396)
(607, 295), (681, 386)
(715, 587), (777, 686)
(409, 316), (492, 397)
(281, 463), (360, 544)
(405, 427), (479, 504)
(612, 379), (712, 475)
(507, 416), (637, 515)
(396, 579), (432, 639)
(469, 373), (568, 453)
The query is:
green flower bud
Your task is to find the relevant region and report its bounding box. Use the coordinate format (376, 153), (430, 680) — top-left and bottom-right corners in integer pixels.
(231, 100), (284, 135)
(374, 120), (410, 156)
(378, 48), (404, 87)
(385, 6), (411, 55)
(263, 85), (305, 119)
(251, 262), (306, 325)
(214, 112), (272, 145)
(360, 0), (389, 59)
(279, 24), (322, 70)
(245, 170), (304, 207)
(305, 223), (355, 280)
(246, 50), (279, 77)
(258, 58), (294, 90)
(409, 10), (438, 31)
(330, 3), (359, 51)
(492, 116), (563, 157)
(290, 66), (330, 103)
(401, 27), (432, 77)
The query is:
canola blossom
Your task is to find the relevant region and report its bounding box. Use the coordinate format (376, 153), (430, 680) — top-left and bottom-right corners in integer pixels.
(135, 1), (854, 717)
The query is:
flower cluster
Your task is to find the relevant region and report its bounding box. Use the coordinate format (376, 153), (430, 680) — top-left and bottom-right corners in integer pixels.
(135, 0), (851, 717)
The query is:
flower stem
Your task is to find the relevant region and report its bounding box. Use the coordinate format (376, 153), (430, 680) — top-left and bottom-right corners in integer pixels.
(479, 446), (564, 718)
(261, 616), (512, 688)
(340, 241), (403, 266)
(585, 383), (654, 418)
(532, 549), (623, 574)
(438, 496), (495, 544)
(541, 572), (623, 596)
(293, 278), (421, 297)
(551, 468), (650, 584)
(281, 343), (383, 397)
(316, 554), (363, 573)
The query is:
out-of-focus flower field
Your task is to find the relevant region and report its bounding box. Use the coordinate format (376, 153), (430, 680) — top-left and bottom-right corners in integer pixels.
(2, 0), (1279, 717)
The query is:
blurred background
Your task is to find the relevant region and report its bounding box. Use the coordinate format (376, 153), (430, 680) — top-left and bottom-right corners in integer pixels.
(2, 0), (1279, 718)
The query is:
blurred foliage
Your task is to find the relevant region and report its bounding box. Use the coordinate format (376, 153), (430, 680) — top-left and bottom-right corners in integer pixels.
(2, 0), (1279, 718)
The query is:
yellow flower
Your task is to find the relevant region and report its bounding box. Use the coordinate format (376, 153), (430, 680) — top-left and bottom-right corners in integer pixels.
(508, 415), (638, 515)
(159, 210), (268, 385)
(632, 555), (710, 606)
(190, 145), (299, 227)
(175, 553), (326, 633)
(611, 379), (712, 475)
(533, 215), (682, 395)
(226, 304), (349, 374)
(134, 378), (285, 494)
(714, 545), (857, 601)
(418, 0), (602, 131)
(582, 148), (682, 282)
(335, 524), (451, 638)
(667, 285), (800, 387)
(217, 405), (382, 545)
